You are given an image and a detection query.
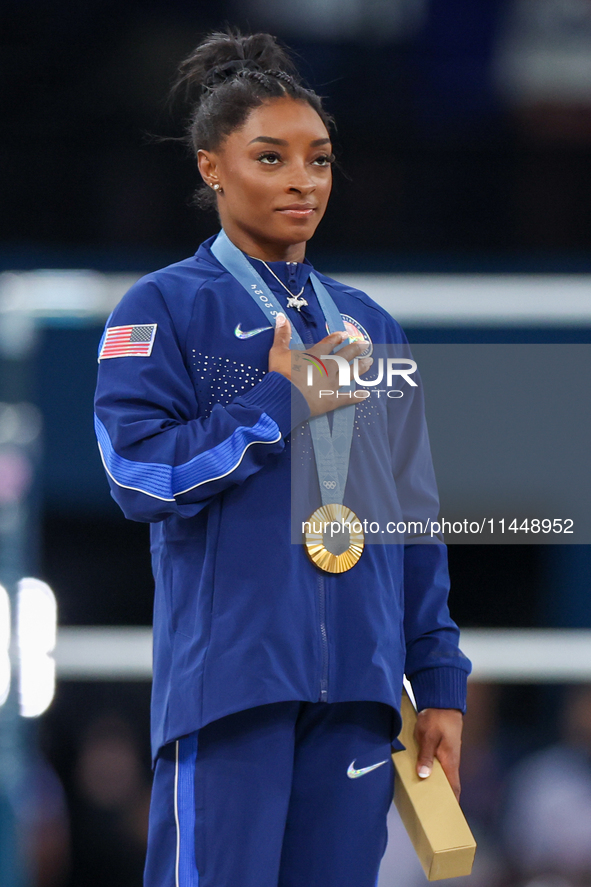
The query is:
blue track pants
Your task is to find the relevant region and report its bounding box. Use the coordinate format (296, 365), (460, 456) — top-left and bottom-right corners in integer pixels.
(144, 700), (395, 887)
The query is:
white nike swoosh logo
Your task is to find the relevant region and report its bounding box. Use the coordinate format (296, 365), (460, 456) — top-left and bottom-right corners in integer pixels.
(347, 759), (388, 779)
(234, 323), (273, 339)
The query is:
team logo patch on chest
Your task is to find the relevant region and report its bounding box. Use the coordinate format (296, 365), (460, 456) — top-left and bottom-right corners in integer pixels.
(99, 324), (157, 360)
(326, 314), (373, 358)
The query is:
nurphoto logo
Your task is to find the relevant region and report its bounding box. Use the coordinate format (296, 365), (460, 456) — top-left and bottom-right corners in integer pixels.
(302, 353), (418, 399)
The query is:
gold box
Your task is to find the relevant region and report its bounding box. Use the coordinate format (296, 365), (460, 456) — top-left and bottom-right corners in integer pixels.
(392, 688), (477, 880)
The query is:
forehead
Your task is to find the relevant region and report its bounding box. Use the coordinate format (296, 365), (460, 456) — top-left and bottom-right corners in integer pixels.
(230, 97), (330, 146)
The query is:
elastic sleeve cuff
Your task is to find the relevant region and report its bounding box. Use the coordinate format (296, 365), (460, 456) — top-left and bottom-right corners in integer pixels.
(238, 371), (311, 437)
(409, 666), (468, 714)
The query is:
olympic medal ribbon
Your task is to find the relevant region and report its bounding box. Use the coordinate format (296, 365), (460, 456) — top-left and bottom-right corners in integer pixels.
(211, 229), (364, 571)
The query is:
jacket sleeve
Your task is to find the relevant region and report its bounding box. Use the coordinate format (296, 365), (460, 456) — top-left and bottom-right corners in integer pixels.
(94, 277), (310, 522)
(385, 322), (472, 712)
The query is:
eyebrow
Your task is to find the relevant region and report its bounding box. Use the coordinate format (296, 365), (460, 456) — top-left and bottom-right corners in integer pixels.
(247, 136), (331, 147)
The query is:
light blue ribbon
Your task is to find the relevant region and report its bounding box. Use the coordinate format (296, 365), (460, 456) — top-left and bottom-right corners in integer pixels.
(211, 229), (356, 506)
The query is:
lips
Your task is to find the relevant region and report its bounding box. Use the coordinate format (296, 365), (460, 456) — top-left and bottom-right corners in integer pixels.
(276, 204), (316, 217)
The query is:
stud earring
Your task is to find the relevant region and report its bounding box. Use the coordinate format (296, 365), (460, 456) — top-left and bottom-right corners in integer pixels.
(212, 183), (222, 192)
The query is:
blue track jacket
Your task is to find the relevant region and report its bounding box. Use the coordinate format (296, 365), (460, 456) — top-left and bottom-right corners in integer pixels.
(94, 233), (472, 763)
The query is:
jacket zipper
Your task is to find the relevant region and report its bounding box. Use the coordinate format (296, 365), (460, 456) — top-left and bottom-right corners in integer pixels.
(291, 275), (329, 703)
(287, 262), (298, 291)
(317, 573), (329, 702)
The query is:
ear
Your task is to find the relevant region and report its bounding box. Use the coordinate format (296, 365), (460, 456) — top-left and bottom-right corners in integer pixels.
(197, 149), (218, 187)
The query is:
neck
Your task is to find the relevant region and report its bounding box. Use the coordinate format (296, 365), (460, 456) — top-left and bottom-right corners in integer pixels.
(220, 223), (306, 263)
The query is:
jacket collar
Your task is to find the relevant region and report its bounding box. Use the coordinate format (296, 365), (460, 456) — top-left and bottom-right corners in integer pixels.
(196, 233), (315, 289)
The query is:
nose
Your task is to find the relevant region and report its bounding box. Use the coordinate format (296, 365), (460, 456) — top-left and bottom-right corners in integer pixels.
(286, 159), (317, 195)
(287, 179), (315, 196)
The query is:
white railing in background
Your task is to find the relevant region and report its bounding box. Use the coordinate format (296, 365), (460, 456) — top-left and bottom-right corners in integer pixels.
(2, 271), (591, 326)
(54, 627), (591, 682)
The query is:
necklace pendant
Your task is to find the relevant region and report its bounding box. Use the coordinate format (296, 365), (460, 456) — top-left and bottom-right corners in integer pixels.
(287, 295), (309, 311)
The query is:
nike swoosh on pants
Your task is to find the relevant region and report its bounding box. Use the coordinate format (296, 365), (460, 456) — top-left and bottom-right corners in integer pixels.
(347, 759), (388, 779)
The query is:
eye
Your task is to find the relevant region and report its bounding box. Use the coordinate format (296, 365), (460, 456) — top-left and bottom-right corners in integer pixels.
(257, 152), (281, 165)
(313, 153), (335, 167)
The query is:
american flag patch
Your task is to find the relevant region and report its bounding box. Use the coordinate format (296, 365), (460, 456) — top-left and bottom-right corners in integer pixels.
(99, 324), (157, 361)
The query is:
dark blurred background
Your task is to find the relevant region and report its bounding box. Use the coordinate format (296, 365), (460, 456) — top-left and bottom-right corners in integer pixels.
(2, 1), (591, 885)
(4, 0), (591, 267)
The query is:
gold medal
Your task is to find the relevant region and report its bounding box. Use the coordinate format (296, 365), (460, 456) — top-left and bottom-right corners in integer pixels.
(303, 503), (365, 573)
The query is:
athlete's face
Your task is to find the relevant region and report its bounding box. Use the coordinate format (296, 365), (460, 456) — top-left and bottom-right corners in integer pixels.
(197, 97), (333, 262)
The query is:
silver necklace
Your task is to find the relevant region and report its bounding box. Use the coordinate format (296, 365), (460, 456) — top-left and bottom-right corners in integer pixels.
(250, 256), (309, 311)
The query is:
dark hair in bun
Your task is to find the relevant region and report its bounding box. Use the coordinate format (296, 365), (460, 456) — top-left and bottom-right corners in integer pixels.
(171, 29), (334, 209)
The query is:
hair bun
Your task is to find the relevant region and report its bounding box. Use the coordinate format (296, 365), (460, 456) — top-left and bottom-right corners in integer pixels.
(173, 29), (298, 101)
(203, 58), (263, 91)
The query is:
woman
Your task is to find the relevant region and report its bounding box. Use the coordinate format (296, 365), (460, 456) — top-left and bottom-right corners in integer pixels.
(94, 30), (471, 887)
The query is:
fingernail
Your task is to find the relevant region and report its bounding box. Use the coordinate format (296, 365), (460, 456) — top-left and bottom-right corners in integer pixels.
(276, 313), (286, 327)
(337, 330), (349, 340)
(362, 357), (373, 368)
(418, 766), (431, 779)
